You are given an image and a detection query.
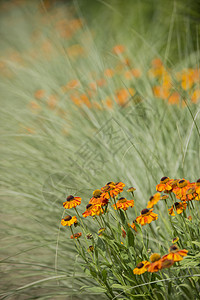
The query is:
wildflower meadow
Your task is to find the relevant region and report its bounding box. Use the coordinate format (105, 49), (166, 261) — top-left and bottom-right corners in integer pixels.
(1, 0), (200, 299)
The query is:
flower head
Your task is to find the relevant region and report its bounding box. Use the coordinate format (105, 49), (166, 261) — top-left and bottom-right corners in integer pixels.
(61, 215), (77, 227)
(156, 177), (172, 192)
(148, 257), (174, 272)
(136, 208), (158, 226)
(101, 181), (125, 198)
(172, 179), (192, 201)
(88, 245), (94, 252)
(150, 253), (161, 263)
(113, 197), (134, 211)
(186, 186), (197, 201)
(86, 233), (93, 239)
(70, 232), (82, 239)
(113, 45), (125, 55)
(92, 189), (102, 198)
(89, 190), (109, 206)
(121, 227), (126, 238)
(168, 201), (187, 216)
(162, 244), (188, 262)
(127, 187), (136, 193)
(82, 204), (103, 218)
(98, 228), (106, 236)
(63, 195), (81, 209)
(147, 193), (161, 208)
(133, 261), (150, 275)
(130, 220), (138, 232)
(172, 237), (179, 244)
(194, 179), (200, 200)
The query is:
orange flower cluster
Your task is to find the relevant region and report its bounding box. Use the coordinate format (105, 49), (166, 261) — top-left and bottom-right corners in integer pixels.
(150, 59), (200, 105)
(155, 177), (200, 216)
(133, 245), (188, 275)
(101, 182), (125, 198)
(82, 181), (133, 217)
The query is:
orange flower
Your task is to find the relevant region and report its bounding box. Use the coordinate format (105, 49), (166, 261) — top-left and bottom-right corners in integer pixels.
(191, 89), (200, 103)
(29, 101), (41, 112)
(104, 97), (113, 109)
(115, 88), (135, 106)
(185, 186), (197, 201)
(153, 85), (170, 99)
(148, 252), (175, 272)
(162, 245), (188, 262)
(172, 179), (192, 201)
(112, 45), (125, 55)
(82, 204), (103, 218)
(159, 258), (174, 270)
(156, 177), (173, 192)
(130, 220), (137, 232)
(89, 189), (109, 206)
(80, 94), (92, 108)
(101, 181), (125, 198)
(34, 89), (45, 100)
(121, 227), (126, 238)
(148, 253), (162, 273)
(70, 232), (82, 239)
(96, 78), (106, 87)
(127, 187), (136, 193)
(98, 228), (106, 236)
(131, 68), (141, 78)
(88, 245), (94, 252)
(104, 68), (114, 78)
(151, 58), (163, 68)
(113, 197), (134, 211)
(181, 72), (194, 90)
(133, 261), (150, 275)
(194, 179), (200, 200)
(63, 195), (81, 209)
(47, 95), (58, 109)
(168, 201), (187, 216)
(62, 79), (80, 92)
(149, 259), (174, 272)
(147, 193), (161, 208)
(136, 208), (158, 226)
(168, 92), (181, 105)
(61, 215), (77, 227)
(148, 253), (175, 272)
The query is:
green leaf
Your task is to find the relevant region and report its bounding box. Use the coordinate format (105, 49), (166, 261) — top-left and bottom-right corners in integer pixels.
(191, 241), (200, 248)
(168, 281), (172, 296)
(119, 210), (126, 224)
(84, 286), (107, 293)
(111, 283), (123, 289)
(111, 283), (132, 291)
(120, 253), (129, 260)
(102, 269), (108, 282)
(127, 228), (135, 247)
(89, 267), (97, 278)
(179, 284), (193, 299)
(96, 237), (106, 252)
(152, 289), (165, 300)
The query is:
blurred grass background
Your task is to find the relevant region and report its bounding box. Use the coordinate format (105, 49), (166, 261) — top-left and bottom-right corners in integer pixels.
(0, 0), (200, 299)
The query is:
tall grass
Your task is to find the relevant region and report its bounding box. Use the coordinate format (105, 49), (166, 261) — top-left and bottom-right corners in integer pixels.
(0, 0), (200, 299)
